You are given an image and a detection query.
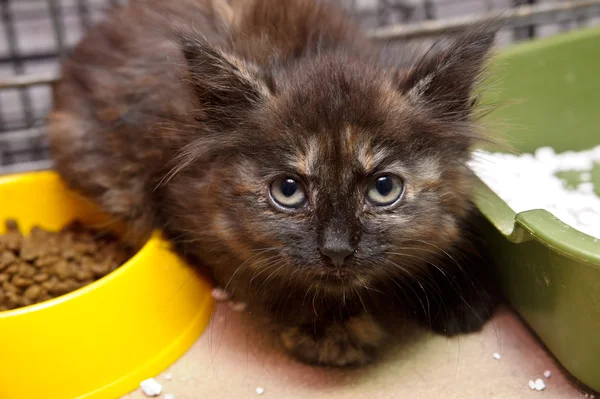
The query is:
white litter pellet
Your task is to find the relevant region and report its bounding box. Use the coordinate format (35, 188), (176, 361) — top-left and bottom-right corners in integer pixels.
(256, 387), (265, 395)
(578, 182), (595, 194)
(493, 352), (501, 360)
(543, 370), (552, 378)
(581, 172), (592, 181)
(528, 380), (536, 390)
(535, 146), (555, 162)
(164, 373), (173, 380)
(470, 145), (600, 239)
(211, 287), (230, 302)
(165, 394), (175, 399)
(534, 378), (546, 391)
(230, 301), (247, 312)
(140, 378), (162, 397)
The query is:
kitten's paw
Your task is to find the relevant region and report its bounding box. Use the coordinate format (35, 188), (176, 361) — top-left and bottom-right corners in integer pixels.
(280, 314), (386, 367)
(429, 292), (496, 336)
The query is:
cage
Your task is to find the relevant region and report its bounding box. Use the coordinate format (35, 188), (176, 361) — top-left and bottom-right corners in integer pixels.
(0, 0), (599, 176)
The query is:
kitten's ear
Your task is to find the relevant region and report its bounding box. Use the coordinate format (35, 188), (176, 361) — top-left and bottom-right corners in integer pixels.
(179, 36), (271, 121)
(397, 23), (500, 121)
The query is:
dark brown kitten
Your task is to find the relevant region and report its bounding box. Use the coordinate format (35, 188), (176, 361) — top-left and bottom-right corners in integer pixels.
(48, 0), (501, 367)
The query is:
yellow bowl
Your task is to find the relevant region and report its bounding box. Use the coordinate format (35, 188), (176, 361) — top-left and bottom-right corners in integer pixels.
(0, 171), (214, 399)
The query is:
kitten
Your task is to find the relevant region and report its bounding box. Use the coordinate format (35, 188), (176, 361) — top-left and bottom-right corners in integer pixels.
(48, 0), (501, 367)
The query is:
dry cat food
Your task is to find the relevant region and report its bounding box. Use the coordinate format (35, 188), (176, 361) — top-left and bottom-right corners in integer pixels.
(0, 219), (134, 312)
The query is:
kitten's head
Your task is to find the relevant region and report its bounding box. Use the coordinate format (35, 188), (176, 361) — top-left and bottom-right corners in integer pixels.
(166, 25), (498, 300)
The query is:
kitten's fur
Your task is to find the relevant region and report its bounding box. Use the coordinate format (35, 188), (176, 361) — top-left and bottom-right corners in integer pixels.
(48, 0), (501, 367)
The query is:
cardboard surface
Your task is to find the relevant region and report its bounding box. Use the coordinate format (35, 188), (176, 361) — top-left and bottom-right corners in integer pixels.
(125, 305), (588, 399)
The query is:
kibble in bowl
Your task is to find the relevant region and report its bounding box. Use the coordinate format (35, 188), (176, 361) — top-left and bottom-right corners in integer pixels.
(0, 171), (214, 399)
(0, 219), (134, 311)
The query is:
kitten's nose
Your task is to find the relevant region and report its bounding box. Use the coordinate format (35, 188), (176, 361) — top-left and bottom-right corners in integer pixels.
(320, 245), (354, 267)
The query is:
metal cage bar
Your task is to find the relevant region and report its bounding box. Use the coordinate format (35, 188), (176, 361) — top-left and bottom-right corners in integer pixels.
(0, 0), (599, 174)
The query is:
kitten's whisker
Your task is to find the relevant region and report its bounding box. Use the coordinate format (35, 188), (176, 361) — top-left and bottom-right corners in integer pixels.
(249, 255), (285, 285)
(386, 251), (459, 299)
(392, 243), (490, 313)
(394, 239), (489, 312)
(416, 280), (432, 325)
(404, 239), (464, 271)
(312, 289), (319, 317)
(224, 248), (281, 293)
(303, 284), (315, 307)
(354, 288), (368, 314)
(248, 246), (282, 252)
(255, 262), (288, 294)
(362, 284), (384, 295)
(392, 250), (484, 319)
(385, 251), (448, 277)
(381, 258), (428, 318)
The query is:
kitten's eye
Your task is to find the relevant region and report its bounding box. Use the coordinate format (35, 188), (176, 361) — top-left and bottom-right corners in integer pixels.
(269, 177), (307, 209)
(367, 175), (404, 206)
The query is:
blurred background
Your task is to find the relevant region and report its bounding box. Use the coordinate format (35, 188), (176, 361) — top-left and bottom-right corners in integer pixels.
(0, 0), (598, 175)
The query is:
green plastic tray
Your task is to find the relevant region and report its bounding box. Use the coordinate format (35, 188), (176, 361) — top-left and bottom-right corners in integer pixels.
(477, 27), (600, 391)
